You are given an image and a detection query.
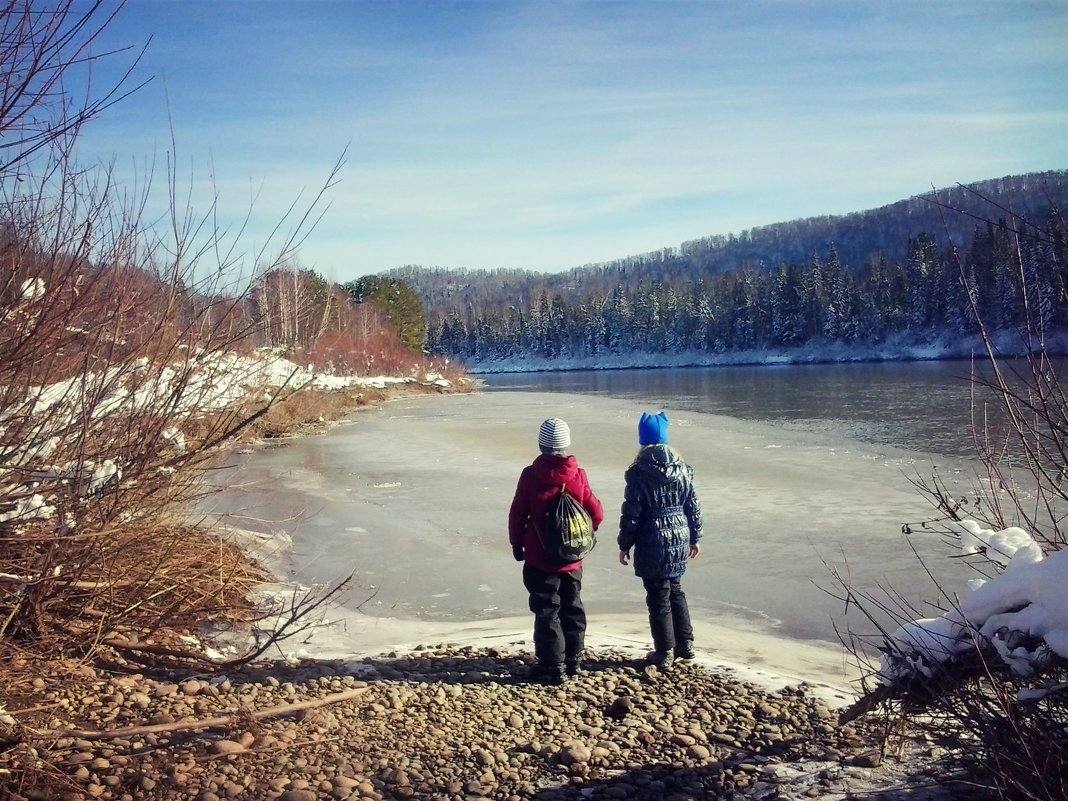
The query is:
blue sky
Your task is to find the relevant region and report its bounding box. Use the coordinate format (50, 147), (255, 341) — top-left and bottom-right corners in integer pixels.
(80, 0), (1068, 281)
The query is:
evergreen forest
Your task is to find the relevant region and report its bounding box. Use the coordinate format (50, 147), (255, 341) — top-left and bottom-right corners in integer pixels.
(391, 171), (1068, 368)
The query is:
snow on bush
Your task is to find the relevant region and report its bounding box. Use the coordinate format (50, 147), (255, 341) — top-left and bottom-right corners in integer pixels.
(881, 521), (1068, 685)
(0, 348), (442, 528)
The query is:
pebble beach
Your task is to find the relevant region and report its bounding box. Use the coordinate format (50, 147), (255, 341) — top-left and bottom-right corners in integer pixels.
(7, 641), (964, 801)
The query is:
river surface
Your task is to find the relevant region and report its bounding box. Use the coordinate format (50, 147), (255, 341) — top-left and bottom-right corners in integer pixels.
(206, 360), (1018, 652)
(480, 360), (1003, 459)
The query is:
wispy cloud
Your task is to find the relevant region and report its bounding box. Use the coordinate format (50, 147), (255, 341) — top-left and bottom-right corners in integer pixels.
(79, 0), (1068, 275)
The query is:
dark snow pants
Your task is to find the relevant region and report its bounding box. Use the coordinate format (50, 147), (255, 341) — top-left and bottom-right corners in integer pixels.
(523, 564), (586, 667)
(642, 576), (694, 653)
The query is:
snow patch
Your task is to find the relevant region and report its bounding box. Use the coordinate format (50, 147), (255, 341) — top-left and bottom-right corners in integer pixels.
(881, 524), (1068, 683)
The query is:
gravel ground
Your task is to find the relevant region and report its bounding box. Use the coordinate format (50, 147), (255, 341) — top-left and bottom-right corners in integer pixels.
(2, 644), (980, 801)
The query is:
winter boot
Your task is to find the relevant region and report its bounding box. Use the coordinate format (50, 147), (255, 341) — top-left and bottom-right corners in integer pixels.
(674, 640), (696, 660)
(528, 662), (567, 686)
(646, 650), (674, 670)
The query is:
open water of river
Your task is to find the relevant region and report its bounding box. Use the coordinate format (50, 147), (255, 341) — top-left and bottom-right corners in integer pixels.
(481, 359), (1004, 460)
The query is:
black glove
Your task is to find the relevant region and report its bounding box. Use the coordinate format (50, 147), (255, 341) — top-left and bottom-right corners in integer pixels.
(512, 545), (524, 562)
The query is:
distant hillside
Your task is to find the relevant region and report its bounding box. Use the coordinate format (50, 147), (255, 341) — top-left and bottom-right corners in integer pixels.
(669, 170), (1068, 278)
(393, 170), (1067, 308)
(386, 170), (1068, 370)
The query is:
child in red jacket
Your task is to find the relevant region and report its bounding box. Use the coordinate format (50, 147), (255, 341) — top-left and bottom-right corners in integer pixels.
(508, 418), (604, 684)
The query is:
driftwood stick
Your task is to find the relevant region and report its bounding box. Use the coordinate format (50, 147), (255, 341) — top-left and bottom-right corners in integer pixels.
(31, 686), (370, 741)
(105, 640), (208, 661)
(838, 685), (893, 725)
(8, 701), (63, 716)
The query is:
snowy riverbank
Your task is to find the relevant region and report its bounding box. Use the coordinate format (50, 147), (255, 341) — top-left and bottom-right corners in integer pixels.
(462, 329), (1068, 374)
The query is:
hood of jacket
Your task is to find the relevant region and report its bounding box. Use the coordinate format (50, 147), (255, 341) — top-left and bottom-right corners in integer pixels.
(530, 453), (580, 487)
(630, 444), (687, 486)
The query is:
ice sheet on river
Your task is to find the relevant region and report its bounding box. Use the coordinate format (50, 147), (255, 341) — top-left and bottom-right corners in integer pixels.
(204, 390), (979, 696)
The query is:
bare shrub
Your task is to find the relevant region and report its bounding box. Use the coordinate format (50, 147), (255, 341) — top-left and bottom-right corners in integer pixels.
(0, 0), (147, 175)
(303, 294), (435, 377)
(840, 193), (1068, 801)
(0, 1), (352, 663)
(249, 260), (471, 385)
(0, 0), (473, 692)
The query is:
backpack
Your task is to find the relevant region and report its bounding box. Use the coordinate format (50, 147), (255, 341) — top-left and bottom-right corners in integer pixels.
(539, 484), (596, 566)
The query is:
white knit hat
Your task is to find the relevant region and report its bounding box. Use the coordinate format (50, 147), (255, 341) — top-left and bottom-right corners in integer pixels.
(538, 418), (571, 451)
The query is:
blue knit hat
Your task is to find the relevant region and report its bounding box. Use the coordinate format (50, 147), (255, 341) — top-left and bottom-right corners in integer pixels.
(638, 411), (669, 445)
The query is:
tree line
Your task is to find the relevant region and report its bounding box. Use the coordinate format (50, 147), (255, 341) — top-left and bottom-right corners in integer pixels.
(415, 214), (1067, 364)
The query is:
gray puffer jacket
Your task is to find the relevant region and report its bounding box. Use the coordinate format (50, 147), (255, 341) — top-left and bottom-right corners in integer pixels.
(617, 444), (703, 579)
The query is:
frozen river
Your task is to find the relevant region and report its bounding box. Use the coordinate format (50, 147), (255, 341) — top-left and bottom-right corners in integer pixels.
(206, 388), (979, 660)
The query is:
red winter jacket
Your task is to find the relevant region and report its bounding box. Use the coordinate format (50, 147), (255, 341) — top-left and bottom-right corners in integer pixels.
(508, 453), (604, 573)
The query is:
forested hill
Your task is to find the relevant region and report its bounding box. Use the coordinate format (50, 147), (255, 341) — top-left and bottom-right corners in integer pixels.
(388, 170), (1068, 370)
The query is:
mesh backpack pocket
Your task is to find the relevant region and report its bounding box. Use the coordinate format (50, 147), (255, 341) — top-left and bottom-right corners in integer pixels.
(539, 484), (596, 566)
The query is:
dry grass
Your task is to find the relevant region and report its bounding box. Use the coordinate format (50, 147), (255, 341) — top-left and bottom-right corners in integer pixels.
(0, 522), (265, 655)
(0, 377), (474, 796)
(0, 525), (271, 799)
(246, 385), (388, 439)
(0, 378), (463, 665)
(242, 378), (468, 440)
